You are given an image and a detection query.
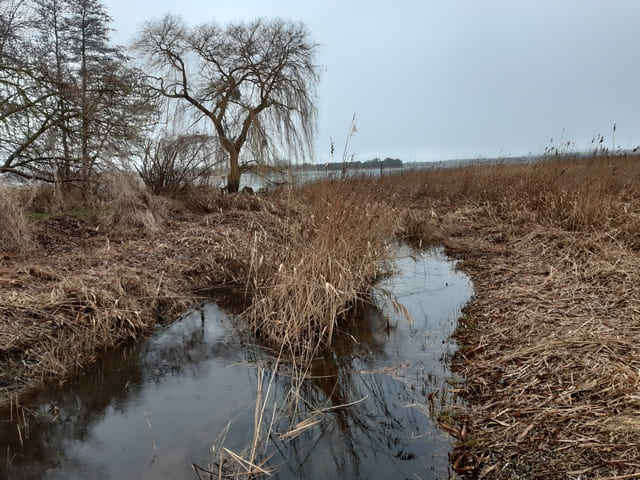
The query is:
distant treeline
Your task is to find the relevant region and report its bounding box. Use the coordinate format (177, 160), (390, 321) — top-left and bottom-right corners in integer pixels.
(296, 157), (403, 171)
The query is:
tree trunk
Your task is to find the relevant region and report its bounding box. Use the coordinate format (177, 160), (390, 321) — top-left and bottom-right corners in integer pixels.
(79, 6), (91, 192)
(226, 150), (241, 192)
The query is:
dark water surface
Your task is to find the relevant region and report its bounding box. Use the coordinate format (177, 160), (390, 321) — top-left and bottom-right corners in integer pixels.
(0, 246), (472, 480)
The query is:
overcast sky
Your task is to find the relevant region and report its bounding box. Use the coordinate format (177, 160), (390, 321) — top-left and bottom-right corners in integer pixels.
(104, 0), (640, 163)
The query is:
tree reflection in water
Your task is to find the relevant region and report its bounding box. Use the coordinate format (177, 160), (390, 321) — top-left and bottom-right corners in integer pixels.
(0, 247), (472, 480)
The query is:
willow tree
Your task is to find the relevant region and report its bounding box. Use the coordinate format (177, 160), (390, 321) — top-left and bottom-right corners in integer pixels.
(134, 15), (319, 192)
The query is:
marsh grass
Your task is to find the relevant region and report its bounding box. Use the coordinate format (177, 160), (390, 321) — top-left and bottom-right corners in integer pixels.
(0, 177), (403, 408)
(0, 186), (32, 254)
(26, 207), (103, 222)
(99, 171), (169, 232)
(0, 267), (193, 386)
(23, 182), (84, 214)
(399, 208), (441, 248)
(375, 155), (640, 478)
(4, 154), (640, 478)
(245, 180), (400, 358)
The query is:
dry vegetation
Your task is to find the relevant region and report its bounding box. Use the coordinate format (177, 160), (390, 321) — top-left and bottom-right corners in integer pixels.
(0, 176), (414, 407)
(245, 181), (400, 357)
(0, 187), (32, 253)
(377, 156), (640, 479)
(1, 155), (639, 478)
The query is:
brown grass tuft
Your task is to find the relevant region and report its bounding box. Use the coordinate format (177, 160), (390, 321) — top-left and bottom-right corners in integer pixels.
(245, 180), (400, 357)
(23, 182), (88, 214)
(0, 266), (193, 389)
(399, 208), (441, 247)
(0, 186), (32, 253)
(101, 172), (168, 232)
(179, 184), (264, 214)
(180, 184), (224, 213)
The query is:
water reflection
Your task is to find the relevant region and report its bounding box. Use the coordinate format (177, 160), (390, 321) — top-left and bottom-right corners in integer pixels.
(0, 247), (472, 480)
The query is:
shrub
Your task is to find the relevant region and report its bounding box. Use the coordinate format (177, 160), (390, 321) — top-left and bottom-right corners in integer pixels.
(136, 134), (219, 196)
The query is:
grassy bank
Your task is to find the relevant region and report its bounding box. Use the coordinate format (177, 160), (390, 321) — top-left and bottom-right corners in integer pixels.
(2, 155), (639, 478)
(381, 156), (640, 478)
(0, 179), (415, 407)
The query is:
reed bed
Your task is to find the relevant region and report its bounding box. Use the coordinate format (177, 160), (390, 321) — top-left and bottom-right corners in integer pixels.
(2, 155), (639, 478)
(0, 178), (408, 407)
(377, 155), (640, 478)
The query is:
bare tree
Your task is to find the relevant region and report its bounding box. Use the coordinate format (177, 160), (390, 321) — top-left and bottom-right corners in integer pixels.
(0, 0), (70, 181)
(134, 15), (319, 192)
(63, 0), (156, 189)
(0, 0), (157, 185)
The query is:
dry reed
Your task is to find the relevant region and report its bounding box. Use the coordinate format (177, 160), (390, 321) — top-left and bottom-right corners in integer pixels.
(0, 191), (270, 405)
(245, 180), (400, 357)
(3, 154), (640, 479)
(376, 155), (640, 478)
(23, 182), (87, 214)
(0, 186), (31, 254)
(100, 171), (168, 232)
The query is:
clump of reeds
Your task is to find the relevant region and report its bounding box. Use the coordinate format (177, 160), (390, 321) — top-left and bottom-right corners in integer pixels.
(23, 182), (87, 214)
(180, 184), (223, 213)
(100, 171), (168, 232)
(0, 186), (32, 253)
(180, 183), (265, 214)
(399, 208), (441, 247)
(245, 180), (399, 357)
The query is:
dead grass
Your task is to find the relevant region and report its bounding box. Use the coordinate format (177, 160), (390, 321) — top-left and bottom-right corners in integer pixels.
(22, 182), (88, 214)
(0, 245), (196, 399)
(245, 180), (400, 357)
(399, 207), (442, 247)
(0, 188), (277, 406)
(180, 183), (264, 214)
(3, 155), (640, 478)
(376, 155), (640, 479)
(99, 171), (169, 232)
(0, 178), (403, 407)
(0, 186), (32, 254)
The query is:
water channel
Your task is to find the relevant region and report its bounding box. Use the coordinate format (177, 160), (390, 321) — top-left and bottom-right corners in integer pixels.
(0, 246), (472, 480)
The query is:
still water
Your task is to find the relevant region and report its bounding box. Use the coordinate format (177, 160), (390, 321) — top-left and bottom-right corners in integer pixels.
(0, 246), (472, 479)
(225, 167), (406, 191)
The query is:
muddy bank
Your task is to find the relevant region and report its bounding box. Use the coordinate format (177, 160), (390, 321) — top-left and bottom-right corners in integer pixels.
(0, 193), (286, 407)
